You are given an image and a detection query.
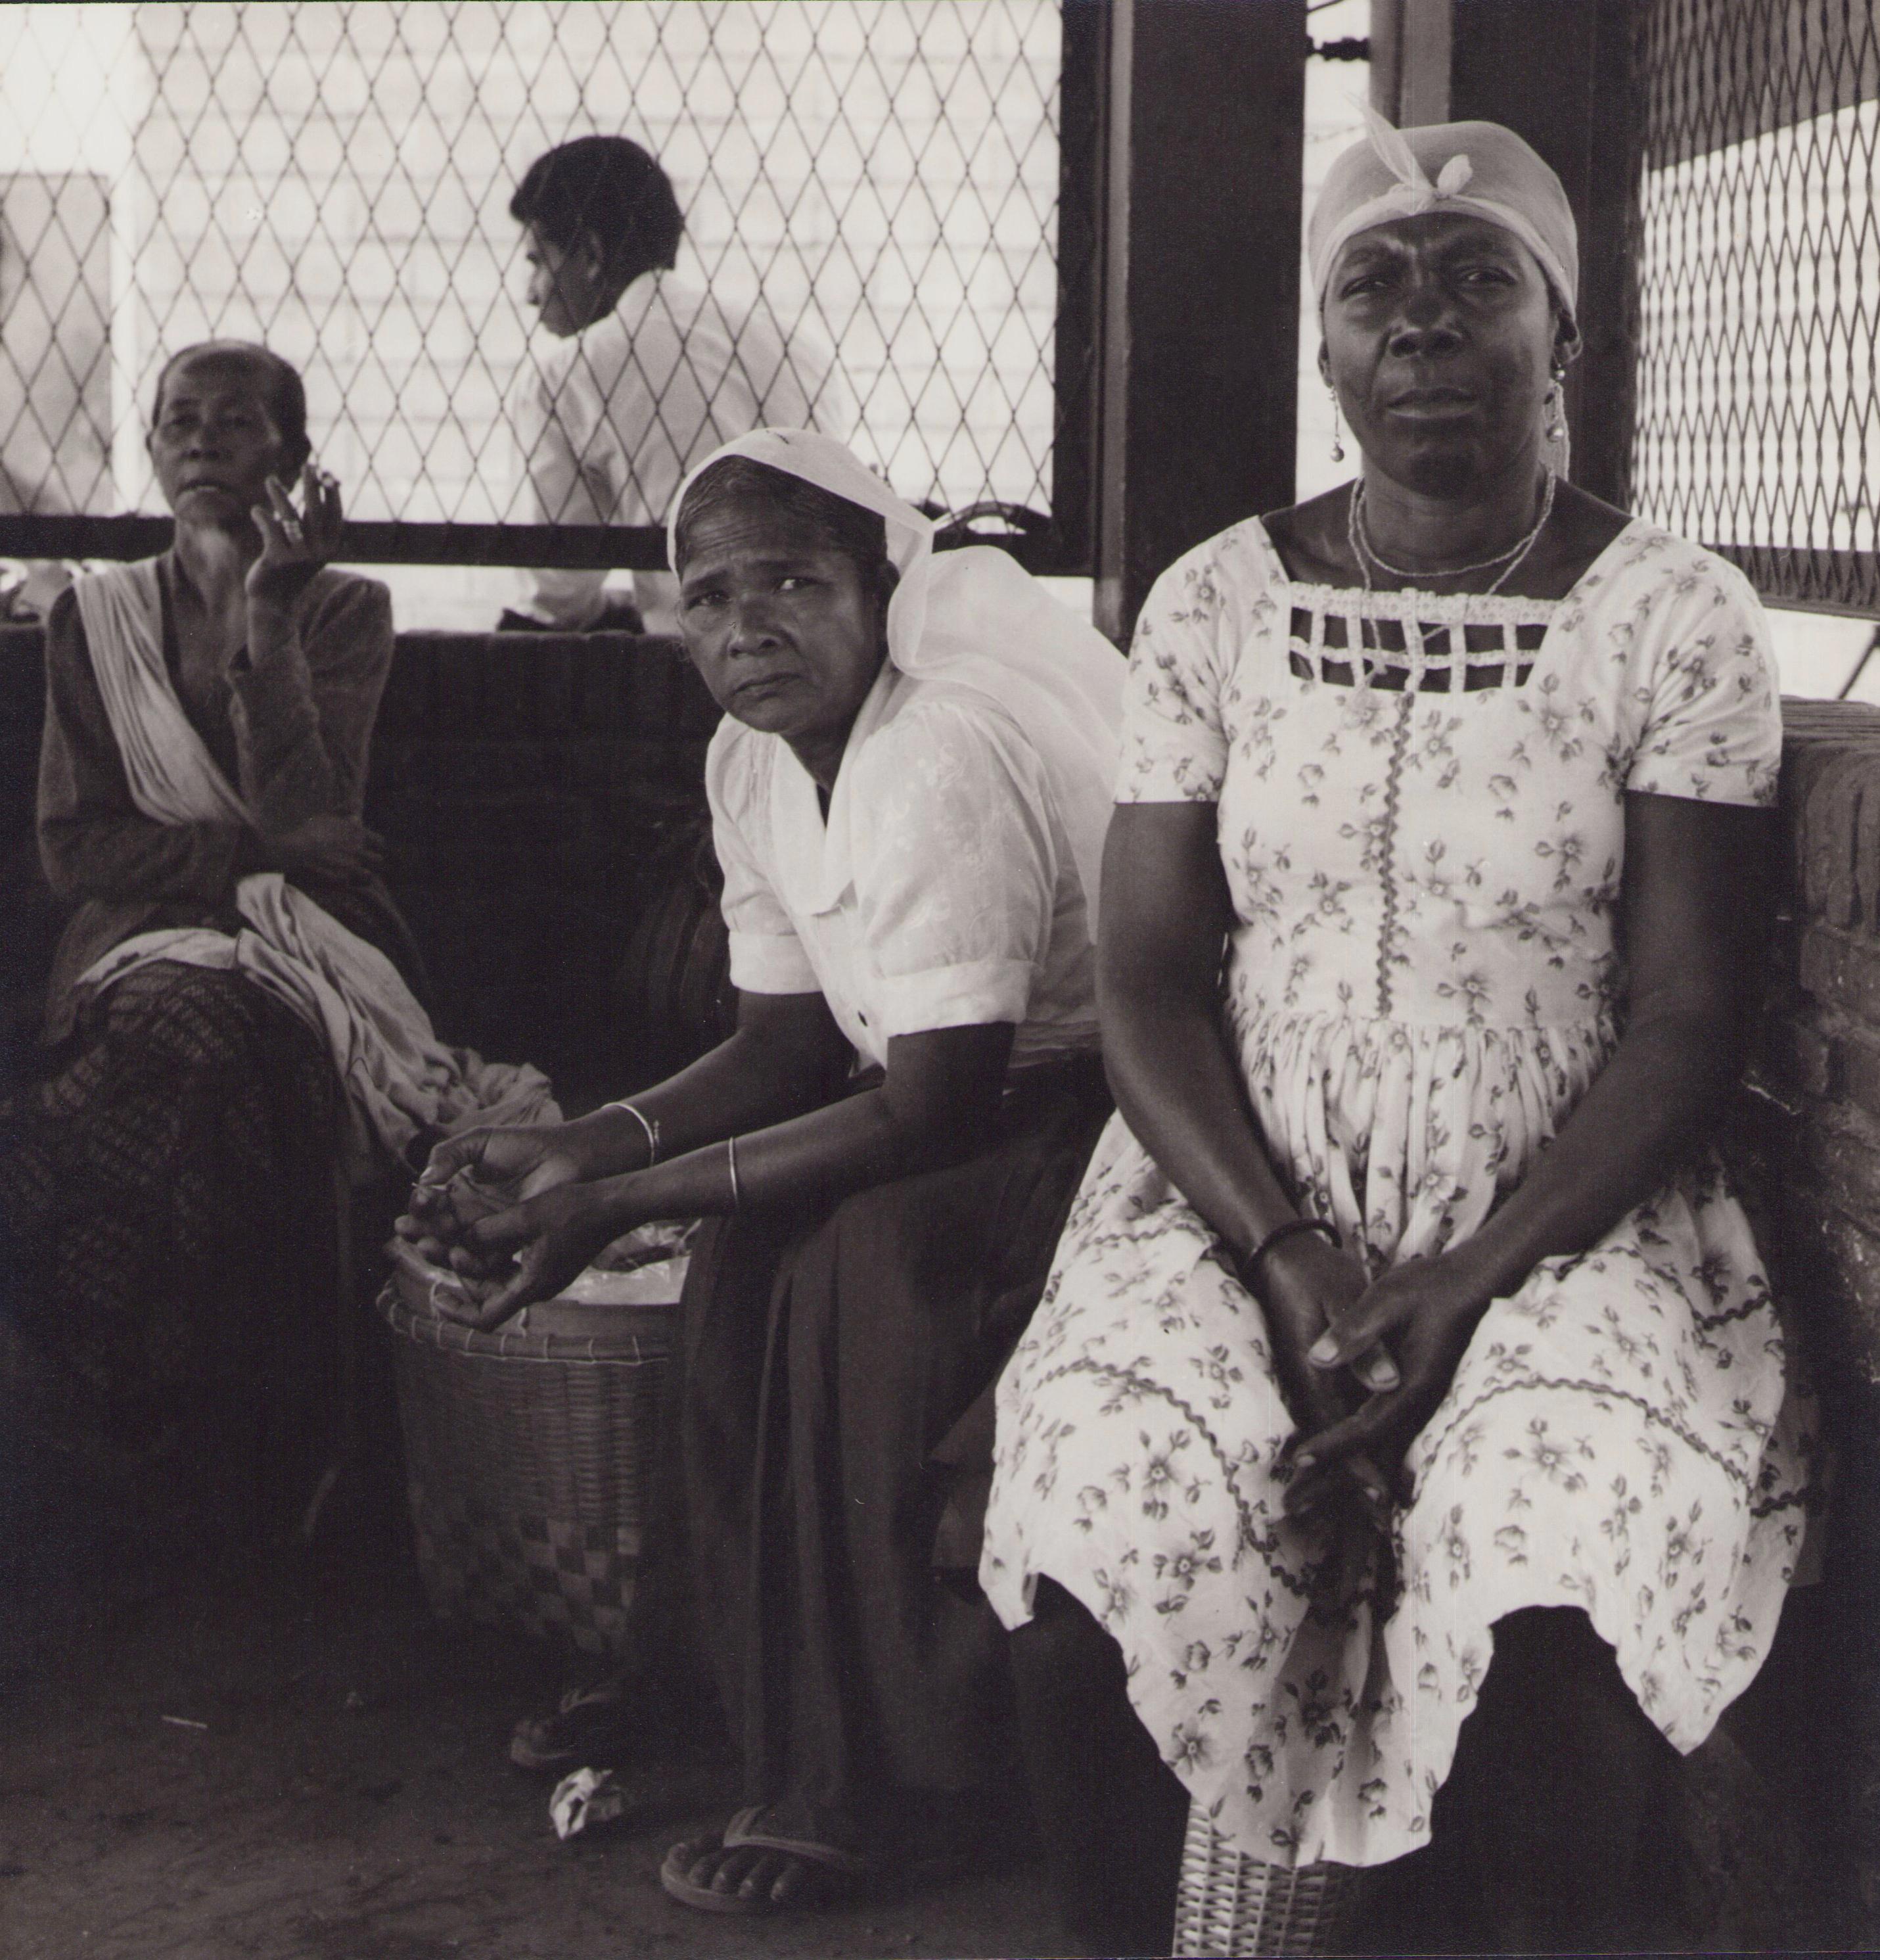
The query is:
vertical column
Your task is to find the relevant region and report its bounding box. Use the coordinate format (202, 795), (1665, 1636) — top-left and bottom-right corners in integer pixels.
(1049, 0), (1105, 574)
(1371, 0), (1456, 125)
(1430, 0), (1643, 509)
(1091, 0), (1308, 643)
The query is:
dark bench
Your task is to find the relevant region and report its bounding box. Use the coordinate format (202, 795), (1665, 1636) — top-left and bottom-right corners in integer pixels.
(0, 624), (732, 1111)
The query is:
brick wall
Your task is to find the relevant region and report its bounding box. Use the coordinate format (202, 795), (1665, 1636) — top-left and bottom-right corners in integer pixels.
(1720, 697), (1880, 1934)
(1737, 699), (1880, 1393)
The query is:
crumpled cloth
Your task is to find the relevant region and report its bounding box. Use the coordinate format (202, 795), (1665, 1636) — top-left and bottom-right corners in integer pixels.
(80, 872), (557, 1171)
(549, 1767), (628, 1840)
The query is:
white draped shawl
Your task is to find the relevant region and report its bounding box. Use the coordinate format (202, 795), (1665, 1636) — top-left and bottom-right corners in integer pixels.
(72, 560), (557, 1167)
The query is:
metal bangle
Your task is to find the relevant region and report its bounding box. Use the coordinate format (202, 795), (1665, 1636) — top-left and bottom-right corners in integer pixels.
(1238, 1215), (1341, 1286)
(606, 1100), (659, 1167)
(725, 1133), (741, 1211)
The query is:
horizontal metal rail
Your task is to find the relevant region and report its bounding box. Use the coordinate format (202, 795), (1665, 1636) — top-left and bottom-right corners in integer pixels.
(0, 514), (1089, 576)
(1714, 547), (1880, 621)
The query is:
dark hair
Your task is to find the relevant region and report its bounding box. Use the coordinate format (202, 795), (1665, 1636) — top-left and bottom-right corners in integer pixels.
(150, 341), (311, 468)
(673, 456), (890, 576)
(510, 136), (683, 273)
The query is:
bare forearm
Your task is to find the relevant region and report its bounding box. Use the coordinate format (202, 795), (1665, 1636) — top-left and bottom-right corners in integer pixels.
(559, 1024), (842, 1178)
(576, 1081), (957, 1234)
(1103, 984), (1301, 1261)
(1461, 1008), (1746, 1301)
(1098, 803), (1306, 1264)
(447, 1019), (1012, 1322)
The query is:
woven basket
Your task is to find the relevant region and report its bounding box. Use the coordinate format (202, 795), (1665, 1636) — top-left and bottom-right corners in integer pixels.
(380, 1282), (676, 1658)
(1172, 1807), (1360, 1957)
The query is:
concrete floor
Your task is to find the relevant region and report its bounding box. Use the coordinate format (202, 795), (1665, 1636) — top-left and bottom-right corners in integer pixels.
(0, 1536), (1067, 1960)
(0, 1495), (1857, 1960)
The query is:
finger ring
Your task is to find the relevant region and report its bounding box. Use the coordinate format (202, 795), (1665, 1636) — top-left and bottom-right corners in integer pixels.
(283, 519), (304, 540)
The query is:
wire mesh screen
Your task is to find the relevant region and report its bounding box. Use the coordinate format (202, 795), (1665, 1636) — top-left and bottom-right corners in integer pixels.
(0, 1), (1078, 561)
(1630, 0), (1880, 613)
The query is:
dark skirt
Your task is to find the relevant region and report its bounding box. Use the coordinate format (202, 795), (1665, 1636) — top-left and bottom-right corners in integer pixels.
(668, 1056), (1112, 1854)
(0, 960), (344, 1561)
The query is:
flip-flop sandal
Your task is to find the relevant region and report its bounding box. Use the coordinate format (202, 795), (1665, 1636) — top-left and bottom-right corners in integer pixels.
(659, 1808), (873, 1916)
(720, 1804), (875, 1872)
(508, 1683), (637, 1774)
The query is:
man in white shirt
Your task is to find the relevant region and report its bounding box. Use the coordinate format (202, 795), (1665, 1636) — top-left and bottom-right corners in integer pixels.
(505, 135), (851, 636)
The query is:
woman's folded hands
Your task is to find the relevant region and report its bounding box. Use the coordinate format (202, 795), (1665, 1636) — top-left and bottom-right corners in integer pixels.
(1258, 1234), (1400, 1531)
(1285, 1237), (1503, 1518)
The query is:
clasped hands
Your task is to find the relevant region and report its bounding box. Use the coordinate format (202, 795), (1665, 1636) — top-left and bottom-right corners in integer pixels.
(1262, 1230), (1495, 1526)
(392, 1123), (634, 1330)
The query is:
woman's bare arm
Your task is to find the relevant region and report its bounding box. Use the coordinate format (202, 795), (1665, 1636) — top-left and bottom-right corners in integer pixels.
(1095, 803), (1394, 1454)
(423, 997), (1017, 1326)
(1097, 802), (1304, 1257)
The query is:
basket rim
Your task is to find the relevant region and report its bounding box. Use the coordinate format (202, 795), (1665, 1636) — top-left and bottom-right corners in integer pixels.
(378, 1283), (674, 1364)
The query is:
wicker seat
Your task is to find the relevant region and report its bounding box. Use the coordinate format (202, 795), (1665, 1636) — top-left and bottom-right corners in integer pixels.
(1172, 1807), (1360, 1957)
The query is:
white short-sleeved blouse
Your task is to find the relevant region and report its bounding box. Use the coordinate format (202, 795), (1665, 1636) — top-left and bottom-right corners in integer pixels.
(706, 663), (1099, 1071)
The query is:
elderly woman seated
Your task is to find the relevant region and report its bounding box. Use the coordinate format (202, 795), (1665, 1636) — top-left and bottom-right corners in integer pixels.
(401, 429), (1122, 1915)
(0, 340), (548, 1585)
(979, 117), (1821, 1954)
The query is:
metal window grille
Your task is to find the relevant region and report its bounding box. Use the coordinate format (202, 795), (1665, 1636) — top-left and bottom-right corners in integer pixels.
(0, 1), (1093, 571)
(1630, 0), (1880, 615)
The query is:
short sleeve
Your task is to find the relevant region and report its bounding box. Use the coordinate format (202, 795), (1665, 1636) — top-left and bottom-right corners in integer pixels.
(1116, 545), (1235, 803)
(705, 730), (820, 995)
(1626, 557), (1782, 808)
(850, 699), (1058, 1038)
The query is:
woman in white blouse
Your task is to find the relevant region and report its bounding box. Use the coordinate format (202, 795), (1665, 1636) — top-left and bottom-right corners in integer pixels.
(401, 429), (1123, 1916)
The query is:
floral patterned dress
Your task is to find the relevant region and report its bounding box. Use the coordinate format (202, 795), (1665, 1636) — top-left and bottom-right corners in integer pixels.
(980, 517), (1820, 1869)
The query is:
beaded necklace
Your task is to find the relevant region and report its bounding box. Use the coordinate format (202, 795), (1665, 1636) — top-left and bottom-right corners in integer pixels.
(1348, 468), (1557, 595)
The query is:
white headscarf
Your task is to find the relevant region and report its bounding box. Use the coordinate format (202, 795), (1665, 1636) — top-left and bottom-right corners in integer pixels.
(1309, 109), (1580, 474)
(1308, 108), (1579, 316)
(669, 427), (1124, 931)
(1309, 109), (1576, 310)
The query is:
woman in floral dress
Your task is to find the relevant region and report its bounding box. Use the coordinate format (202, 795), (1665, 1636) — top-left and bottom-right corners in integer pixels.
(981, 116), (1819, 1953)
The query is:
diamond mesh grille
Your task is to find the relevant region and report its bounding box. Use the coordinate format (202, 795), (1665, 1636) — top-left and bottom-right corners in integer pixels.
(1631, 0), (1880, 612)
(0, 1), (1072, 553)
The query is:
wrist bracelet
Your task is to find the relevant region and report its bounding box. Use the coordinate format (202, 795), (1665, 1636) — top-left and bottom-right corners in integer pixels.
(725, 1133), (742, 1211)
(1238, 1215), (1340, 1285)
(605, 1100), (660, 1167)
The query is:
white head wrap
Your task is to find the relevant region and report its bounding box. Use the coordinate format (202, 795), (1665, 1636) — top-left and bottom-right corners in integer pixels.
(669, 427), (1124, 931)
(1309, 107), (1578, 316)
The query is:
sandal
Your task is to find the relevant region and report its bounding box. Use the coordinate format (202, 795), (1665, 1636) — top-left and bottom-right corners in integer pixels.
(508, 1681), (637, 1775)
(660, 1806), (873, 1915)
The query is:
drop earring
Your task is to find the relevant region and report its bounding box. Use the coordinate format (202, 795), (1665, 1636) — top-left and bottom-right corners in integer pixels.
(1328, 383), (1346, 463)
(1544, 361), (1567, 442)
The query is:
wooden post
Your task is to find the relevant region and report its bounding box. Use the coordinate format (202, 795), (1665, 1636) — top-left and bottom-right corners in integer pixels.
(1091, 0), (1308, 644)
(1371, 0), (1456, 124)
(1439, 0), (1643, 509)
(1049, 0), (1105, 574)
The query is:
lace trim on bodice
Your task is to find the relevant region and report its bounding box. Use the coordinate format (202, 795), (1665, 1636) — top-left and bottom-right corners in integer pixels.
(1285, 585), (1561, 694)
(1272, 585), (1567, 1013)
